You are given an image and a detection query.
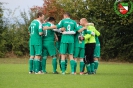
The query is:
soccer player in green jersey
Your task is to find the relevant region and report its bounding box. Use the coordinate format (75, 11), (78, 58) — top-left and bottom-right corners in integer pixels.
(42, 17), (58, 74)
(54, 30), (68, 73)
(43, 13), (77, 74)
(28, 12), (44, 74)
(80, 18), (100, 74)
(94, 34), (100, 74)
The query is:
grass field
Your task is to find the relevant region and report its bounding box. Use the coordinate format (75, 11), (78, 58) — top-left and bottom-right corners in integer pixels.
(0, 58), (133, 88)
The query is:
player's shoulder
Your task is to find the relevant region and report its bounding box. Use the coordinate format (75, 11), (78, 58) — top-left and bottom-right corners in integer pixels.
(32, 19), (39, 23)
(68, 18), (76, 22)
(62, 18), (74, 22)
(88, 25), (96, 30)
(32, 20), (42, 26)
(71, 19), (77, 25)
(59, 18), (70, 24)
(31, 19), (36, 24)
(30, 20), (37, 25)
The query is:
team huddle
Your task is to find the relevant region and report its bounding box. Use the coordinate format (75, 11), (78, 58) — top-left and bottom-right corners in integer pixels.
(28, 12), (100, 75)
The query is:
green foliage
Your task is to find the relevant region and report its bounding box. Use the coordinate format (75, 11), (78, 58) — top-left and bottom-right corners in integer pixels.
(2, 25), (28, 56)
(57, 0), (133, 61)
(86, 0), (133, 61)
(0, 9), (35, 57)
(0, 2), (6, 57)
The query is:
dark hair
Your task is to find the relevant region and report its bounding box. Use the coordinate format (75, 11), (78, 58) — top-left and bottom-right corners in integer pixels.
(36, 12), (44, 18)
(48, 17), (56, 22)
(64, 12), (71, 17)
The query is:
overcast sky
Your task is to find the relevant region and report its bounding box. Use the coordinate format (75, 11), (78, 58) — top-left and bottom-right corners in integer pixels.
(1, 0), (44, 23)
(1, 0), (43, 12)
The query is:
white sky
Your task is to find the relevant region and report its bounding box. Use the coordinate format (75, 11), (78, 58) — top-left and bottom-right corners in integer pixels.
(1, 0), (44, 11)
(1, 0), (44, 23)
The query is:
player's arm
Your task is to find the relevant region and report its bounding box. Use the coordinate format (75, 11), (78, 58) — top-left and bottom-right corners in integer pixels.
(56, 20), (66, 32)
(84, 29), (95, 36)
(43, 20), (63, 30)
(84, 34), (91, 40)
(53, 28), (63, 33)
(95, 29), (100, 36)
(62, 26), (75, 34)
(62, 31), (76, 34)
(78, 27), (87, 33)
(39, 30), (43, 35)
(54, 33), (58, 41)
(43, 25), (57, 30)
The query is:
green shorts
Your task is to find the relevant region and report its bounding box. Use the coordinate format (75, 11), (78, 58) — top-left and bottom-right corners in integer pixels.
(30, 45), (42, 56)
(94, 44), (100, 58)
(42, 41), (56, 56)
(60, 43), (74, 54)
(74, 47), (85, 58)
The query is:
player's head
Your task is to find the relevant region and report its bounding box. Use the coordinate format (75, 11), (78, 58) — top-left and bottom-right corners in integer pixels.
(80, 18), (88, 26)
(36, 12), (44, 21)
(48, 17), (56, 24)
(63, 12), (71, 19)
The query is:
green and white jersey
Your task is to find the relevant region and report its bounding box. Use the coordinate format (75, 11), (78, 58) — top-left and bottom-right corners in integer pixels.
(74, 25), (92, 48)
(42, 22), (55, 41)
(28, 19), (43, 45)
(56, 18), (77, 43)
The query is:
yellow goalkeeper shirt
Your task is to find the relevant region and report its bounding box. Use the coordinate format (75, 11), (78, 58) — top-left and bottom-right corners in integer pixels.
(84, 26), (100, 44)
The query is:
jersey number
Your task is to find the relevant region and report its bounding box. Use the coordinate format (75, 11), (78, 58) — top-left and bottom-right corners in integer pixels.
(44, 30), (47, 36)
(31, 26), (34, 34)
(67, 25), (71, 31)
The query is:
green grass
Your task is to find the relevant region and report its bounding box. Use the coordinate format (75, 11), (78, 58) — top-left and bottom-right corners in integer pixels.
(0, 58), (133, 88)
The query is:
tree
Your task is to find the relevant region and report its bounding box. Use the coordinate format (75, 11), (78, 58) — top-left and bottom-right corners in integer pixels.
(43, 0), (65, 21)
(42, 0), (133, 61)
(0, 2), (6, 57)
(77, 0), (133, 61)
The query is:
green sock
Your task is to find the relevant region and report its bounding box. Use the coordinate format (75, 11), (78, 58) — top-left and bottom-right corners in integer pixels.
(94, 60), (99, 70)
(70, 60), (75, 73)
(61, 60), (65, 73)
(80, 61), (85, 72)
(52, 57), (57, 72)
(29, 58), (33, 72)
(65, 59), (68, 71)
(42, 56), (47, 72)
(74, 61), (77, 72)
(86, 64), (91, 73)
(90, 63), (95, 73)
(34, 59), (40, 73)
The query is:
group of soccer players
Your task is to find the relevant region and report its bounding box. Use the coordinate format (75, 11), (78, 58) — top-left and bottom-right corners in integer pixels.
(28, 12), (100, 75)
